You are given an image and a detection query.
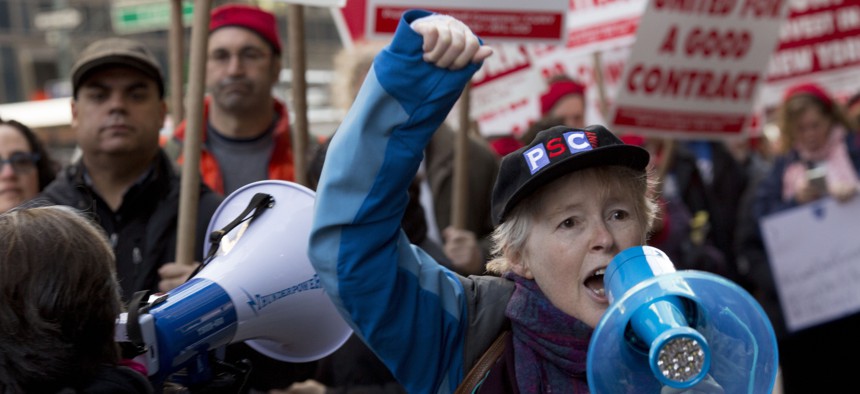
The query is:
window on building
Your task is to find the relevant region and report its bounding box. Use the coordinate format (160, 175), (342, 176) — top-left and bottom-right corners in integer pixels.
(1, 46), (22, 102)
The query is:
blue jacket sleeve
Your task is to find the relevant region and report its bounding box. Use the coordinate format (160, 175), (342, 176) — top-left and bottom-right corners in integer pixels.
(308, 9), (484, 394)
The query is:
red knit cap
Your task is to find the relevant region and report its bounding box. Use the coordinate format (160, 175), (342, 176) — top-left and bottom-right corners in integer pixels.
(782, 82), (833, 109)
(489, 136), (524, 157)
(210, 4), (282, 54)
(540, 80), (586, 116)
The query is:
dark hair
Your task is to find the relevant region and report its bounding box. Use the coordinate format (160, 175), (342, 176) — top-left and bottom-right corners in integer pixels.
(0, 119), (59, 190)
(0, 206), (122, 392)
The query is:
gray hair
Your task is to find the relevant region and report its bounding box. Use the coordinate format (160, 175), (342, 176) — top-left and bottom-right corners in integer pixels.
(486, 166), (658, 275)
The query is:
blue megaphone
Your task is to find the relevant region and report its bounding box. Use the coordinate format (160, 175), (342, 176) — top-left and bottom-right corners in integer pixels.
(587, 246), (778, 393)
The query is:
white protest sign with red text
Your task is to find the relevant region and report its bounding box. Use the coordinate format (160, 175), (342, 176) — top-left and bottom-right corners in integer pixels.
(365, 0), (568, 43)
(271, 0), (346, 7)
(459, 44), (631, 136)
(462, 44), (540, 136)
(759, 0), (860, 108)
(611, 0), (789, 140)
(565, 0), (647, 53)
(335, 0), (649, 137)
(465, 0), (646, 137)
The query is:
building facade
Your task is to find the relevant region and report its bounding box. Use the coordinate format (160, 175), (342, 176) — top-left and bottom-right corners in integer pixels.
(0, 0), (342, 104)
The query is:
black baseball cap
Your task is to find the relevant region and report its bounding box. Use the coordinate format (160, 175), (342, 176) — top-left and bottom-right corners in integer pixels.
(70, 37), (165, 98)
(491, 124), (650, 225)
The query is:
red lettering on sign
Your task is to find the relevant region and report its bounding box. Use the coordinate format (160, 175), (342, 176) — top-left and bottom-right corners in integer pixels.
(374, 7), (564, 40)
(626, 64), (760, 100)
(684, 27), (752, 58)
(541, 62), (567, 80)
(614, 106), (747, 133)
(660, 25), (679, 53)
(739, 0), (784, 18)
(653, 0), (737, 15)
(605, 60), (625, 84)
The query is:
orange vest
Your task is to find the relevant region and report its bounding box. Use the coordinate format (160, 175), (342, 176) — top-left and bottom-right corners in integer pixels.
(169, 98), (295, 195)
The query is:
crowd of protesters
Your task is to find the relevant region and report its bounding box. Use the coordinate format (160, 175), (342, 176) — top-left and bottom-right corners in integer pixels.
(0, 3), (858, 394)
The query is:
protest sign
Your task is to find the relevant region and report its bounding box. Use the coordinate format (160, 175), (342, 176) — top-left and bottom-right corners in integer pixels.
(565, 0), (646, 53)
(336, 1), (643, 137)
(759, 0), (860, 109)
(610, 0), (789, 140)
(760, 196), (860, 333)
(465, 0), (645, 136)
(457, 44), (630, 136)
(342, 0), (569, 43)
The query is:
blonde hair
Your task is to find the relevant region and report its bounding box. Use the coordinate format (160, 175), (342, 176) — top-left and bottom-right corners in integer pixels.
(486, 166), (658, 275)
(331, 40), (389, 113)
(776, 94), (855, 155)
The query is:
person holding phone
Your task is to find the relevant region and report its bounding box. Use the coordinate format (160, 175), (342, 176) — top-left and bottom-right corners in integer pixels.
(754, 82), (860, 212)
(750, 82), (860, 393)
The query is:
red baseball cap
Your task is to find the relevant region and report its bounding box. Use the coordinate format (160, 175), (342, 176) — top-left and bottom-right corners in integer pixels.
(210, 4), (282, 54)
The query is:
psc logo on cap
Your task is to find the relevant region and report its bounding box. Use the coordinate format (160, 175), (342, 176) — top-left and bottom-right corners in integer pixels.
(524, 131), (596, 174)
(491, 125), (649, 225)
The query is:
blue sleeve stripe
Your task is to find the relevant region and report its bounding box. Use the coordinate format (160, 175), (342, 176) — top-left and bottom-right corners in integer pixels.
(310, 71), (404, 305)
(310, 70), (468, 394)
(309, 9), (484, 393)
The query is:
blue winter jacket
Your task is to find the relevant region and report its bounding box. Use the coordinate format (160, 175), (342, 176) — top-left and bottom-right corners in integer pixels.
(308, 9), (511, 394)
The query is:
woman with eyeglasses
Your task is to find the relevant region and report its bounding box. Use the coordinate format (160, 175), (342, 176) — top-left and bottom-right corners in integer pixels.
(0, 118), (58, 213)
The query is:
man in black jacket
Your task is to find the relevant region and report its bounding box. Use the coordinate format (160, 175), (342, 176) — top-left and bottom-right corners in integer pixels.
(39, 37), (222, 302)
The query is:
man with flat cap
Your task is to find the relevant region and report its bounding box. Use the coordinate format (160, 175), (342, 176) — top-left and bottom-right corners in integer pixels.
(39, 37), (222, 302)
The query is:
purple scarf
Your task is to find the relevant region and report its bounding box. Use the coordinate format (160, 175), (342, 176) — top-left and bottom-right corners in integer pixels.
(505, 273), (593, 393)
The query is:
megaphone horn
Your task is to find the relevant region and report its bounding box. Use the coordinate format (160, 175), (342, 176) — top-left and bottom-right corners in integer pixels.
(120, 181), (352, 383)
(587, 246), (779, 393)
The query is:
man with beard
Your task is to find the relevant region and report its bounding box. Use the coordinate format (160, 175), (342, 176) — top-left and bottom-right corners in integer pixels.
(165, 4), (319, 391)
(167, 4), (298, 196)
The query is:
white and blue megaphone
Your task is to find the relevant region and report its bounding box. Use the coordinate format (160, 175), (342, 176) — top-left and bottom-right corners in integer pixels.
(587, 246), (778, 393)
(117, 180), (352, 386)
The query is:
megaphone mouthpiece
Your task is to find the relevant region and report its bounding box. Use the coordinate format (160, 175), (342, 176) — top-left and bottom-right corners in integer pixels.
(606, 247), (711, 389)
(588, 245), (779, 394)
(653, 327), (708, 386)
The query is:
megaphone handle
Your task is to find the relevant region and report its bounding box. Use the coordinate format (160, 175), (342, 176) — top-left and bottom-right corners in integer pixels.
(124, 290), (151, 354)
(202, 193), (274, 267)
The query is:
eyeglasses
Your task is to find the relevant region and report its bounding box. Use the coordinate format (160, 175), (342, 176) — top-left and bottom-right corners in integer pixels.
(0, 152), (40, 174)
(208, 48), (272, 66)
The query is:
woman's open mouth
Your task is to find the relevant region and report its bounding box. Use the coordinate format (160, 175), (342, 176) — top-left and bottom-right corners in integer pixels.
(585, 267), (606, 298)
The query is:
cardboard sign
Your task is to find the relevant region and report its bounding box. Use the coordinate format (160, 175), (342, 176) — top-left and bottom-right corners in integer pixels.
(610, 0), (789, 140)
(462, 0), (647, 137)
(364, 0), (568, 43)
(461, 44), (538, 137)
(760, 196), (860, 333)
(335, 0), (646, 138)
(455, 44), (630, 136)
(332, 0), (568, 46)
(271, 0), (346, 6)
(565, 0), (647, 53)
(759, 0), (860, 109)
